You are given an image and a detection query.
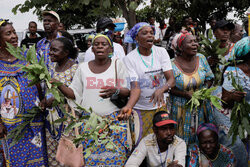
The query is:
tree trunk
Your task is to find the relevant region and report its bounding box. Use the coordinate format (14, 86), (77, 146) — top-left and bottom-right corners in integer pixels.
(114, 0), (137, 29)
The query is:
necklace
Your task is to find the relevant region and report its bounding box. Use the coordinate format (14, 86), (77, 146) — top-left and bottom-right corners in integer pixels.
(205, 145), (220, 162)
(157, 141), (168, 167)
(56, 59), (70, 72)
(137, 48), (153, 69)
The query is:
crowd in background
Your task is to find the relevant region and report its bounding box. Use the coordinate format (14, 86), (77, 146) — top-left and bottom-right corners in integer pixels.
(0, 10), (249, 167)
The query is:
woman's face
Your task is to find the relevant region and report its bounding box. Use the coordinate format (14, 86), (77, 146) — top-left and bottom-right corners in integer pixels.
(87, 38), (92, 48)
(92, 37), (112, 60)
(49, 40), (68, 62)
(199, 130), (218, 156)
(214, 27), (231, 42)
(181, 35), (198, 56)
(136, 26), (154, 49)
(0, 24), (18, 48)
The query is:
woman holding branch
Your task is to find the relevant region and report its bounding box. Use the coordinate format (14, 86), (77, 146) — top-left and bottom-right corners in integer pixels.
(55, 34), (130, 166)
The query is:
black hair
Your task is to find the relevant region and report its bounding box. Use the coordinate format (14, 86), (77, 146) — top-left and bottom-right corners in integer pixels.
(208, 16), (217, 22)
(29, 21), (37, 27)
(53, 37), (78, 59)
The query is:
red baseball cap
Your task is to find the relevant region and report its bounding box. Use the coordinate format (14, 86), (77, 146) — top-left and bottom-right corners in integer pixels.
(153, 111), (177, 127)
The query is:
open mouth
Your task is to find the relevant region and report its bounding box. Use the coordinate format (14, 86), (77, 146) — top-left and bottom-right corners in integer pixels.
(11, 40), (18, 47)
(96, 51), (104, 55)
(146, 39), (154, 44)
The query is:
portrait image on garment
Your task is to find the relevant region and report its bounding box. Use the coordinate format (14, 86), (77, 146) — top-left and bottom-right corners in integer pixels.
(144, 69), (164, 89)
(0, 82), (21, 119)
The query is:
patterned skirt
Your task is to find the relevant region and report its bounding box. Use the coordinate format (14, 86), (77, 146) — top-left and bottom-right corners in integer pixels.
(83, 111), (129, 166)
(129, 106), (167, 147)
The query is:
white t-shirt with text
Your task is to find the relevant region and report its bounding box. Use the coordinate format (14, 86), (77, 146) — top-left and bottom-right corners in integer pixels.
(123, 45), (172, 110)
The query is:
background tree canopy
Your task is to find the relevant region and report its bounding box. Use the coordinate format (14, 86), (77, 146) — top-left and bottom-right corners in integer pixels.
(13, 0), (250, 30)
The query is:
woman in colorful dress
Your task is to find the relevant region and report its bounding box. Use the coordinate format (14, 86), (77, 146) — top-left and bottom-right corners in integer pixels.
(188, 123), (236, 167)
(170, 32), (214, 145)
(42, 37), (79, 166)
(0, 19), (48, 166)
(212, 36), (249, 167)
(56, 34), (130, 166)
(121, 22), (175, 146)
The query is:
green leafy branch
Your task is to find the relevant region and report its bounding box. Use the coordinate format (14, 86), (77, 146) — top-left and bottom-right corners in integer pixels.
(55, 102), (127, 159)
(6, 43), (126, 158)
(186, 87), (223, 113)
(227, 70), (250, 144)
(6, 43), (65, 147)
(198, 32), (229, 86)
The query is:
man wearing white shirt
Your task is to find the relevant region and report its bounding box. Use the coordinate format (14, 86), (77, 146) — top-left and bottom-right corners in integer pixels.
(84, 17), (125, 62)
(126, 111), (186, 167)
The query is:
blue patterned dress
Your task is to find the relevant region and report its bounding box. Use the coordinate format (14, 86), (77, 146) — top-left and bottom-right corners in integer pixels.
(0, 59), (48, 166)
(82, 111), (129, 166)
(170, 54), (214, 145)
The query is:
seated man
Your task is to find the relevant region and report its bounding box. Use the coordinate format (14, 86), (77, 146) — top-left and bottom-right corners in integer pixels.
(126, 111), (186, 167)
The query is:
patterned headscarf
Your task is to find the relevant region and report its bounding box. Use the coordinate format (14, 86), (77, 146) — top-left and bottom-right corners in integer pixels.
(177, 32), (191, 49)
(124, 22), (153, 43)
(0, 19), (8, 27)
(92, 34), (113, 48)
(229, 37), (250, 61)
(197, 123), (218, 136)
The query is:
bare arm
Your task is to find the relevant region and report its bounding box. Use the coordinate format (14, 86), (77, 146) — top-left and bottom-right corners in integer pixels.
(118, 81), (141, 120)
(58, 84), (75, 100)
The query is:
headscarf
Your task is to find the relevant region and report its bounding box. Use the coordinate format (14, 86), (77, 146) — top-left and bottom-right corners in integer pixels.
(229, 37), (250, 61)
(177, 32), (191, 49)
(124, 22), (153, 44)
(92, 34), (113, 48)
(197, 123), (218, 136)
(171, 33), (182, 52)
(0, 19), (8, 27)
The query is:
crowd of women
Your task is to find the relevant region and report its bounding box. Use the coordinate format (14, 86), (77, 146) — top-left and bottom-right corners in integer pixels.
(0, 11), (249, 167)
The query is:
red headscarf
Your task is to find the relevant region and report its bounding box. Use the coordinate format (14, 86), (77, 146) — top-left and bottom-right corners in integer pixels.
(177, 31), (191, 48)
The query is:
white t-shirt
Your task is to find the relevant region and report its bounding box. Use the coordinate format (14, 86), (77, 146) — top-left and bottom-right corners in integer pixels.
(123, 45), (172, 110)
(125, 134), (186, 167)
(84, 42), (126, 62)
(69, 57), (129, 116)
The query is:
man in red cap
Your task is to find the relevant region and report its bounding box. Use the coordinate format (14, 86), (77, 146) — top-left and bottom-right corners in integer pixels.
(126, 110), (186, 167)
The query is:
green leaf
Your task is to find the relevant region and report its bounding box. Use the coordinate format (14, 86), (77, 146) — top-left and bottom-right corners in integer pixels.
(39, 73), (46, 80)
(84, 148), (92, 158)
(6, 42), (25, 60)
(54, 117), (67, 123)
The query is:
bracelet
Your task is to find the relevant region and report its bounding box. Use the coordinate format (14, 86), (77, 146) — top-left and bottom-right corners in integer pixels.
(166, 83), (171, 92)
(113, 88), (120, 96)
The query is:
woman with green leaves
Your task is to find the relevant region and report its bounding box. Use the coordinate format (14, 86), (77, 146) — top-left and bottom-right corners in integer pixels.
(170, 32), (214, 145)
(0, 19), (48, 166)
(212, 36), (249, 167)
(56, 34), (130, 166)
(41, 37), (79, 166)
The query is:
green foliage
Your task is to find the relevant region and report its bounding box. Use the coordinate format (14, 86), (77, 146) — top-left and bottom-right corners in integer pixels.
(227, 72), (250, 144)
(6, 43), (65, 146)
(186, 87), (223, 113)
(59, 103), (126, 159)
(7, 107), (43, 147)
(6, 44), (126, 158)
(198, 33), (228, 86)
